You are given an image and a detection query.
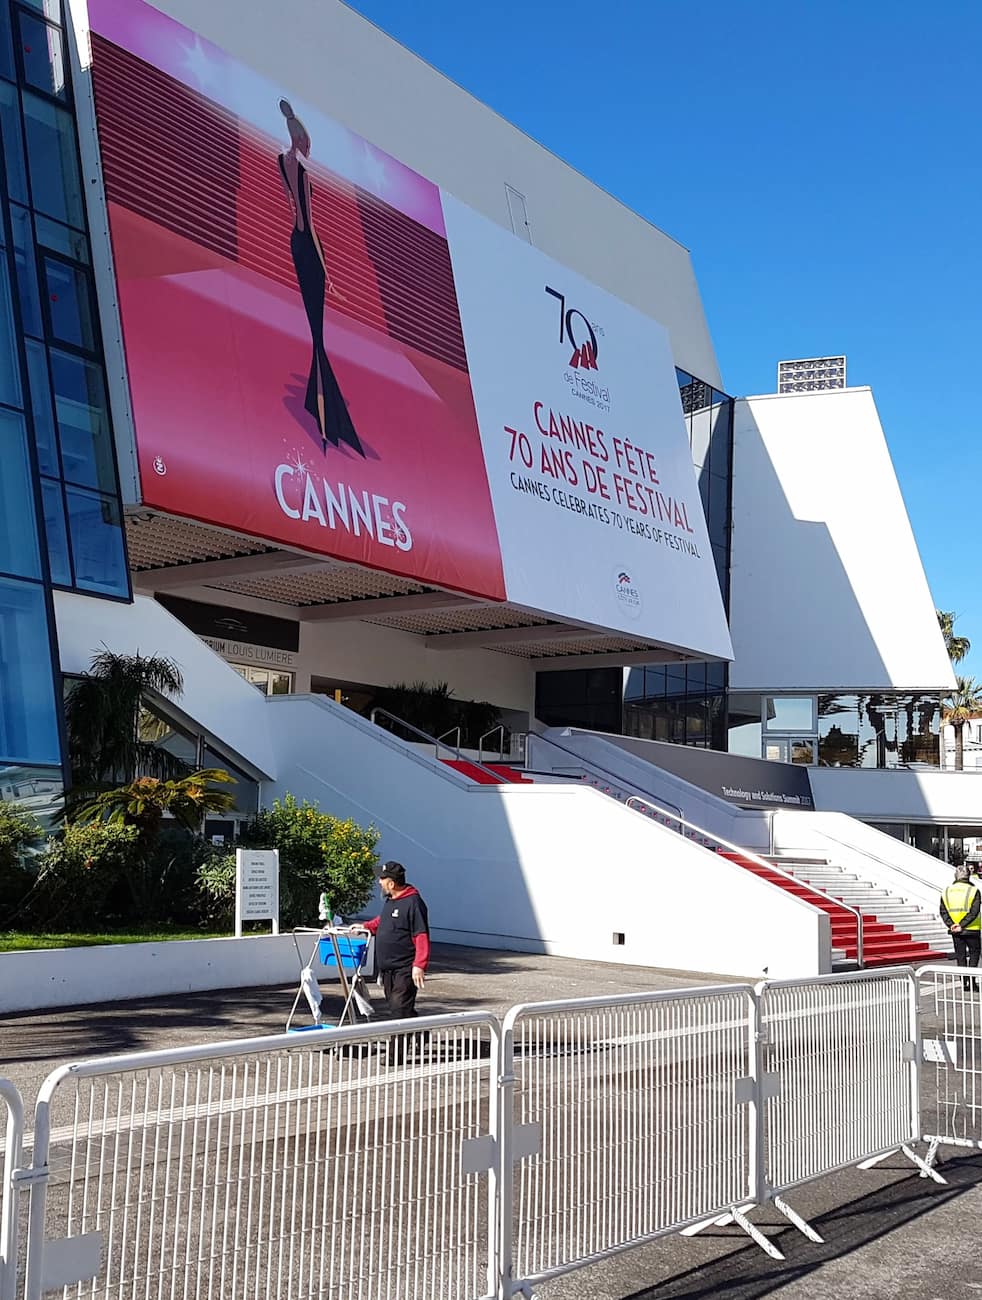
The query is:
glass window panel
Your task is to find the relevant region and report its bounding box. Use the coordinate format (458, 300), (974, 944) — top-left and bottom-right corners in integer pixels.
(22, 92), (84, 228)
(624, 667), (646, 700)
(791, 738), (816, 765)
(705, 661), (726, 691)
(39, 477), (70, 585)
(49, 348), (114, 490)
(712, 543), (729, 593)
(665, 665), (686, 696)
(706, 472), (730, 543)
(24, 339), (57, 473)
(0, 258), (23, 408)
(270, 672), (292, 695)
(644, 665), (666, 696)
(19, 0), (62, 18)
(0, 12), (15, 80)
(0, 576), (60, 765)
(9, 204), (43, 337)
(709, 399), (732, 478)
(690, 406), (712, 470)
(0, 409), (40, 578)
(64, 486), (127, 595)
(685, 662), (706, 693)
(727, 693), (762, 758)
(34, 213), (89, 262)
(0, 762), (63, 828)
(0, 81), (28, 205)
(43, 256), (96, 349)
(764, 696), (816, 732)
(202, 745), (258, 814)
(17, 11), (67, 99)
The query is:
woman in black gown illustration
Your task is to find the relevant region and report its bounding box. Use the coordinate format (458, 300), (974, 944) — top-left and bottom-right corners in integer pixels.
(277, 99), (364, 456)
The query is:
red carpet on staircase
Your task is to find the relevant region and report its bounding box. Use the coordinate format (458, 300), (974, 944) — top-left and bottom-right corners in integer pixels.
(718, 850), (946, 967)
(441, 760), (533, 785)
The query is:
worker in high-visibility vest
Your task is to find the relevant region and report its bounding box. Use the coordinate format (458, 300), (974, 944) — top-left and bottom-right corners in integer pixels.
(940, 865), (981, 988)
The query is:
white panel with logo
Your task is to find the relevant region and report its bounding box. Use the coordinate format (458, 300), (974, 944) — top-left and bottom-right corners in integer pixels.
(443, 194), (732, 660)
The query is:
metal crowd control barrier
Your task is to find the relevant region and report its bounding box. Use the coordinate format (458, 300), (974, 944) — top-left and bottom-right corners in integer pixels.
(0, 972), (967, 1300)
(917, 963), (982, 1168)
(498, 985), (765, 1294)
(1, 1080), (25, 1300)
(756, 969), (939, 1216)
(22, 1014), (500, 1300)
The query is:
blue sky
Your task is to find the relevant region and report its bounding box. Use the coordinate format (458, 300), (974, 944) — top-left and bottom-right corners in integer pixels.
(351, 0), (981, 683)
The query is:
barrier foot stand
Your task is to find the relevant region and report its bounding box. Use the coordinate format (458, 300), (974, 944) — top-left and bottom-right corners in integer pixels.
(773, 1196), (823, 1244)
(730, 1207), (785, 1261)
(901, 1143), (946, 1185)
(680, 1205), (784, 1261)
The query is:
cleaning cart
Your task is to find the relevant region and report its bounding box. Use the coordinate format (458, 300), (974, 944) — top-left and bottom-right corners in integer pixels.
(286, 925), (377, 1033)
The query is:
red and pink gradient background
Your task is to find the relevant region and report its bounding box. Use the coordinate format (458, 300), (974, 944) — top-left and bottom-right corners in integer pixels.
(89, 0), (506, 600)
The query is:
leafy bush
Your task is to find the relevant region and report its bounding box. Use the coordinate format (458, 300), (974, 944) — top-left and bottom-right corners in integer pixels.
(26, 822), (141, 928)
(0, 801), (43, 921)
(196, 795), (380, 928)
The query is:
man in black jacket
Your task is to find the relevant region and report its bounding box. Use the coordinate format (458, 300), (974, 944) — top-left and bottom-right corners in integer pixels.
(360, 861), (430, 1021)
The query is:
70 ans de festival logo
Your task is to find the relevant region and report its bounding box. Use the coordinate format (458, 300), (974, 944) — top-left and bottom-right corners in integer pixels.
(545, 285), (611, 412)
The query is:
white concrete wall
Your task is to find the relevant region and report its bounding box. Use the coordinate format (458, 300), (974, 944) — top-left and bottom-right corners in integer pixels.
(55, 591), (827, 978)
(810, 767), (982, 825)
(267, 694), (828, 979)
(729, 389), (954, 693)
(0, 935), (302, 1015)
(527, 730), (772, 850)
(772, 809), (949, 912)
(54, 591), (277, 776)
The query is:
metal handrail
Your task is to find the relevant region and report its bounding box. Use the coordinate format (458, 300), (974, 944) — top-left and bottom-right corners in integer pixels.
(529, 732), (684, 823)
(368, 708), (509, 784)
(625, 794), (865, 968)
(793, 823), (949, 898)
(478, 725), (506, 764)
(436, 726), (462, 758)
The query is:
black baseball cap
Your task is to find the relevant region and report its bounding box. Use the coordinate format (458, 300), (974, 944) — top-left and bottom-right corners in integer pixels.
(379, 861), (406, 886)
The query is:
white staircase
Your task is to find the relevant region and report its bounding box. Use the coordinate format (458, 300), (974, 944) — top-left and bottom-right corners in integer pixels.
(770, 854), (950, 965)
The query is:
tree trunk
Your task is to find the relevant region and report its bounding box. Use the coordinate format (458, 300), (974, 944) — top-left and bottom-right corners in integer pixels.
(956, 722), (965, 771)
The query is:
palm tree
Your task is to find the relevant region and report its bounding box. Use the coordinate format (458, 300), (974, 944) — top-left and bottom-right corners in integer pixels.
(74, 769), (236, 839)
(66, 650), (188, 791)
(942, 676), (982, 771)
(938, 610), (971, 666)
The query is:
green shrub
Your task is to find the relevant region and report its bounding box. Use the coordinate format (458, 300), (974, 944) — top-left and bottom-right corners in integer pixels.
(0, 801), (43, 921)
(196, 795), (379, 928)
(28, 822), (141, 928)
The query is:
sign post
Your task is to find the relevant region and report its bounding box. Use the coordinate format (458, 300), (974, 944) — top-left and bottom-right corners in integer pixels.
(234, 848), (280, 936)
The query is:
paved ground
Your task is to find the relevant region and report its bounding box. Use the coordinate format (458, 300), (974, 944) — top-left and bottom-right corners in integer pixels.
(0, 945), (979, 1300)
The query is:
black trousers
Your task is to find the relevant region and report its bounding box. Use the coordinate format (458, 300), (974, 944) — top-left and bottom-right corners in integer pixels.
(952, 932), (981, 969)
(381, 966), (418, 1020)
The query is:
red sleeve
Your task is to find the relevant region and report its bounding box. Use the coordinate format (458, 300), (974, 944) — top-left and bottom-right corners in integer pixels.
(413, 932), (430, 971)
(362, 916), (380, 935)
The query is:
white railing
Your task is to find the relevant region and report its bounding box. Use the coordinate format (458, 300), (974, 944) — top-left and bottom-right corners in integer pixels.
(625, 793), (866, 968)
(0, 971), (961, 1300)
(0, 1080), (25, 1300)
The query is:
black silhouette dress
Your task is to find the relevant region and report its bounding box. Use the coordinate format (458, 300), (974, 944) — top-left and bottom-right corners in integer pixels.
(279, 153), (363, 455)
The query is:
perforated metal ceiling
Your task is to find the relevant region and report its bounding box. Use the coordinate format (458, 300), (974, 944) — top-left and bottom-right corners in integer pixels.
(126, 515), (274, 570)
(211, 569), (428, 605)
(124, 514), (663, 658)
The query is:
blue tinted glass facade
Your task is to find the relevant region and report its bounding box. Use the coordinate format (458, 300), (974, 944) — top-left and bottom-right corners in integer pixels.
(0, 0), (130, 780)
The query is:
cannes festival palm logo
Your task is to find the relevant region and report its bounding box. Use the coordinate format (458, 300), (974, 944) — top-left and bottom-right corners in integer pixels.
(545, 285), (599, 370)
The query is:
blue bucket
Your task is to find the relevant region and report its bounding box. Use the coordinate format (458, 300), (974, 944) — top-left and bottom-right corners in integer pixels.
(319, 936), (368, 969)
